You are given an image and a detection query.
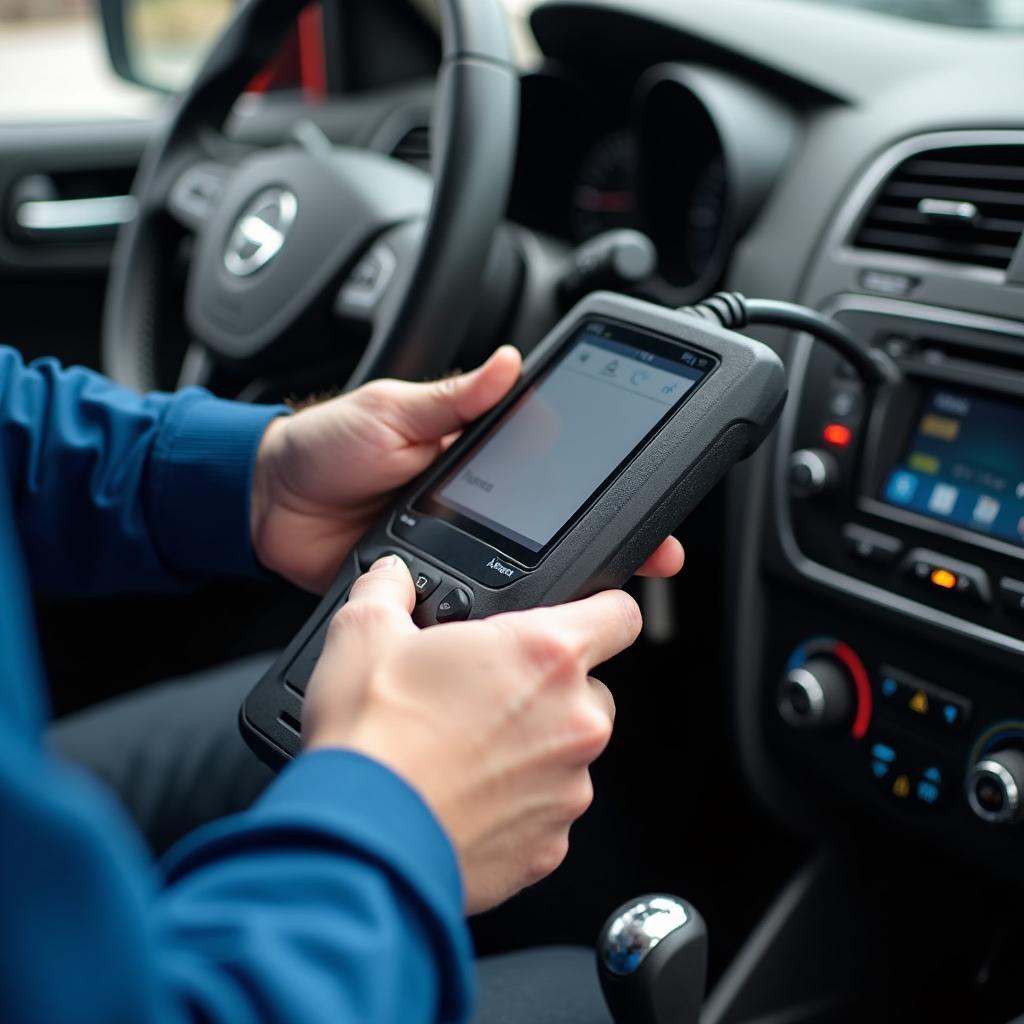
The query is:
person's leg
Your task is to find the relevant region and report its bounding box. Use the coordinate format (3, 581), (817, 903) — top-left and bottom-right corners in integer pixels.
(473, 947), (612, 1024)
(52, 657), (614, 1021)
(49, 653), (278, 856)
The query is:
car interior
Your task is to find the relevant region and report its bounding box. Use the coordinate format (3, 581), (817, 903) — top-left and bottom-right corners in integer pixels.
(5, 0), (1024, 1020)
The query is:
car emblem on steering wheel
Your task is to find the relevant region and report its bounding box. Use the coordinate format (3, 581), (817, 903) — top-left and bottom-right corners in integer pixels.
(223, 187), (298, 277)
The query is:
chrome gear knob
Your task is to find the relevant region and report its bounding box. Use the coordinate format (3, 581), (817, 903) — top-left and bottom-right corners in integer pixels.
(597, 894), (707, 1024)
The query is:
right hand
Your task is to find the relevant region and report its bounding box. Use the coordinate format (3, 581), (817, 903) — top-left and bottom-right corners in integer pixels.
(302, 555), (642, 915)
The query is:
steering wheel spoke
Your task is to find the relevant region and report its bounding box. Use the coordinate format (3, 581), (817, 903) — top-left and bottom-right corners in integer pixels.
(175, 341), (216, 390)
(334, 224), (418, 324)
(167, 160), (234, 232)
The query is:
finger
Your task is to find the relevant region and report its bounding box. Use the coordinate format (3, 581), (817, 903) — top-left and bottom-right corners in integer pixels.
(389, 345), (522, 442)
(495, 589), (643, 671)
(635, 536), (686, 577)
(333, 555), (418, 639)
(586, 675), (616, 726)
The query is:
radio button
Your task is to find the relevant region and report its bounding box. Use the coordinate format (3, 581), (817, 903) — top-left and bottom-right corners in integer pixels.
(902, 549), (991, 606)
(843, 523), (903, 567)
(999, 577), (1024, 617)
(436, 588), (472, 624)
(787, 449), (838, 499)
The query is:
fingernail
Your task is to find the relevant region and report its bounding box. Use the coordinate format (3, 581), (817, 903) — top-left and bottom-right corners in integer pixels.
(369, 555), (399, 573)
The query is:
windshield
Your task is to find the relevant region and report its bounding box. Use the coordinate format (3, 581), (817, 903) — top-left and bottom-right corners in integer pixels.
(505, 0), (1024, 31)
(796, 0), (1024, 29)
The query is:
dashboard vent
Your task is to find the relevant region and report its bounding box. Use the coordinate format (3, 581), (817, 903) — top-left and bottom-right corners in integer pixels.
(390, 125), (431, 171)
(853, 144), (1024, 271)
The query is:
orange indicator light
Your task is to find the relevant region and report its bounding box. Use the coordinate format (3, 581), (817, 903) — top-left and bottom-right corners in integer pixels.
(930, 568), (957, 590)
(823, 423), (852, 447)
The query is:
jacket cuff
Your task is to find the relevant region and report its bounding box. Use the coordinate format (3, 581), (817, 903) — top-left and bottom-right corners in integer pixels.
(252, 751), (468, 934)
(149, 392), (287, 580)
(164, 750), (472, 1020)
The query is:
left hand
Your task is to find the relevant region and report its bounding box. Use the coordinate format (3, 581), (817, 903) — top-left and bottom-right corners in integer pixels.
(250, 345), (686, 592)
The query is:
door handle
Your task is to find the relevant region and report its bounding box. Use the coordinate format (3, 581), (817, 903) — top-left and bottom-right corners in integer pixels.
(14, 194), (137, 234)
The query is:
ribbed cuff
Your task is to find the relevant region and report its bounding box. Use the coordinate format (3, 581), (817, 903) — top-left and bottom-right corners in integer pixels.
(163, 750), (473, 1021)
(254, 751), (467, 933)
(149, 392), (287, 579)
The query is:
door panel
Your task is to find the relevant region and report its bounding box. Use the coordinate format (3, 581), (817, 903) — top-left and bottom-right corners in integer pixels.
(0, 122), (153, 367)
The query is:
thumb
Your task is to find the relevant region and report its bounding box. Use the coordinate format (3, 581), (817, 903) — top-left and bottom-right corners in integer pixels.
(327, 556), (418, 653)
(391, 345), (522, 442)
(346, 555), (418, 617)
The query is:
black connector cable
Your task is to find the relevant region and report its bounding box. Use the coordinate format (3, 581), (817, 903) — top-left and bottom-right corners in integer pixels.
(681, 291), (901, 389)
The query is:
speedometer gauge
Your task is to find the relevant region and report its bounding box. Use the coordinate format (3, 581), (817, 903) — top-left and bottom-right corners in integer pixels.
(682, 155), (727, 281)
(571, 131), (640, 241)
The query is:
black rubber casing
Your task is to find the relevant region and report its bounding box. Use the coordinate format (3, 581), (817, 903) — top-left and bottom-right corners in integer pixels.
(241, 292), (787, 767)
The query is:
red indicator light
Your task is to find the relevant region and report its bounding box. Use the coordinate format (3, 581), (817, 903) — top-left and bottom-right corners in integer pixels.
(823, 423), (853, 447)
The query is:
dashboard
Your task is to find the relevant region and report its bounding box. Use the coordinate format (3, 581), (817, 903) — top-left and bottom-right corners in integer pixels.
(518, 0), (1024, 886)
(509, 54), (792, 306)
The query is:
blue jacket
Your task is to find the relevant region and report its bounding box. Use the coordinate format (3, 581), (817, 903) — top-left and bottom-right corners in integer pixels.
(0, 348), (473, 1023)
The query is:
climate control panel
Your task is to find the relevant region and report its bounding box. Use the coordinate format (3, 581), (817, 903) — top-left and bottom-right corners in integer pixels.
(764, 591), (1024, 880)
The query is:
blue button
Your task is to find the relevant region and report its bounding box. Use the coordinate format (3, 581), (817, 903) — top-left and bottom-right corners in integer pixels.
(916, 781), (940, 805)
(871, 760), (890, 779)
(881, 678), (898, 698)
(942, 704), (959, 725)
(885, 470), (919, 505)
(923, 766), (942, 784)
(871, 743), (896, 763)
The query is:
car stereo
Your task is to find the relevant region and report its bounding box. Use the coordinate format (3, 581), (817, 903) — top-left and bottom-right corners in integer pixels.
(782, 300), (1024, 652)
(877, 384), (1024, 554)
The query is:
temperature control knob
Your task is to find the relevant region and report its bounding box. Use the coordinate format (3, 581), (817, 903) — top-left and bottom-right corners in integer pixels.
(968, 749), (1024, 824)
(788, 448), (838, 499)
(777, 656), (854, 731)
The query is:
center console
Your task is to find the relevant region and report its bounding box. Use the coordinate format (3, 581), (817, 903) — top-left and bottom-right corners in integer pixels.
(749, 130), (1024, 881)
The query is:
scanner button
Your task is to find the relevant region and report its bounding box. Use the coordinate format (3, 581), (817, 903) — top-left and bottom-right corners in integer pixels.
(357, 548), (411, 572)
(436, 587), (472, 623)
(413, 568), (441, 603)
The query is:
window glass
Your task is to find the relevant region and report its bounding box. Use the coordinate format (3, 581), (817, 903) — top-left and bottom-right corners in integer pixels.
(0, 0), (158, 121)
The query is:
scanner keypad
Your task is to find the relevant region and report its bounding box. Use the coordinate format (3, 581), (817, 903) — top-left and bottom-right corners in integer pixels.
(283, 546), (474, 693)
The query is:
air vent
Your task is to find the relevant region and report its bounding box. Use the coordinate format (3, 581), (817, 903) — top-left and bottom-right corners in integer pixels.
(853, 144), (1024, 271)
(390, 125), (431, 171)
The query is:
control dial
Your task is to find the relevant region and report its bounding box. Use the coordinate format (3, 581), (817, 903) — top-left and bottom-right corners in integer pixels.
(777, 656), (854, 731)
(788, 448), (839, 499)
(968, 749), (1024, 824)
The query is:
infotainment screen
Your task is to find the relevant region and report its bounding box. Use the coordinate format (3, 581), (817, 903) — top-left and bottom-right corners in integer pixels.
(419, 318), (716, 563)
(881, 386), (1024, 548)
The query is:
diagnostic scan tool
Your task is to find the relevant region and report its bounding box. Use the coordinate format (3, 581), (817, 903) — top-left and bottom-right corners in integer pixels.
(242, 292), (787, 765)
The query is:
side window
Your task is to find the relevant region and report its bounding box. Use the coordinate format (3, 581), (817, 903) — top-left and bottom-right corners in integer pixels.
(0, 0), (160, 121)
(0, 0), (324, 123)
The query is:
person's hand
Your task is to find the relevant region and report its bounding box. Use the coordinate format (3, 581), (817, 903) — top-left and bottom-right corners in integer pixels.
(303, 555), (645, 914)
(250, 347), (685, 592)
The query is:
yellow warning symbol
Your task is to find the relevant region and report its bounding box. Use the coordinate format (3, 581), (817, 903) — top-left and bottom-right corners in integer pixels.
(909, 690), (929, 715)
(892, 775), (911, 798)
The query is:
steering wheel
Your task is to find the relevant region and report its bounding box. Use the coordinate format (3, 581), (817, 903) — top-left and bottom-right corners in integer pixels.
(103, 0), (519, 396)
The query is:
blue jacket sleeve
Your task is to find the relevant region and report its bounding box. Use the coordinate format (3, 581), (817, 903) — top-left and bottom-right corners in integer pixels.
(0, 346), (284, 593)
(157, 752), (474, 1023)
(2, 734), (474, 1024)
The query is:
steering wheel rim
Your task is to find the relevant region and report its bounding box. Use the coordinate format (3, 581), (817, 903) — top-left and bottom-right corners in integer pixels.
(103, 0), (519, 394)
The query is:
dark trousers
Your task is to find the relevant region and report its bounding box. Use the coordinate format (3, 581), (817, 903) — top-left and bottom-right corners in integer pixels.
(48, 656), (609, 1024)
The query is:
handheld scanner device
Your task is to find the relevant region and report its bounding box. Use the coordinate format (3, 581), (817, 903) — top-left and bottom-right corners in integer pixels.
(241, 292), (787, 766)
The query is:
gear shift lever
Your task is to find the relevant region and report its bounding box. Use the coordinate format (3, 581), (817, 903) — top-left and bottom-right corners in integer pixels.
(597, 894), (707, 1024)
